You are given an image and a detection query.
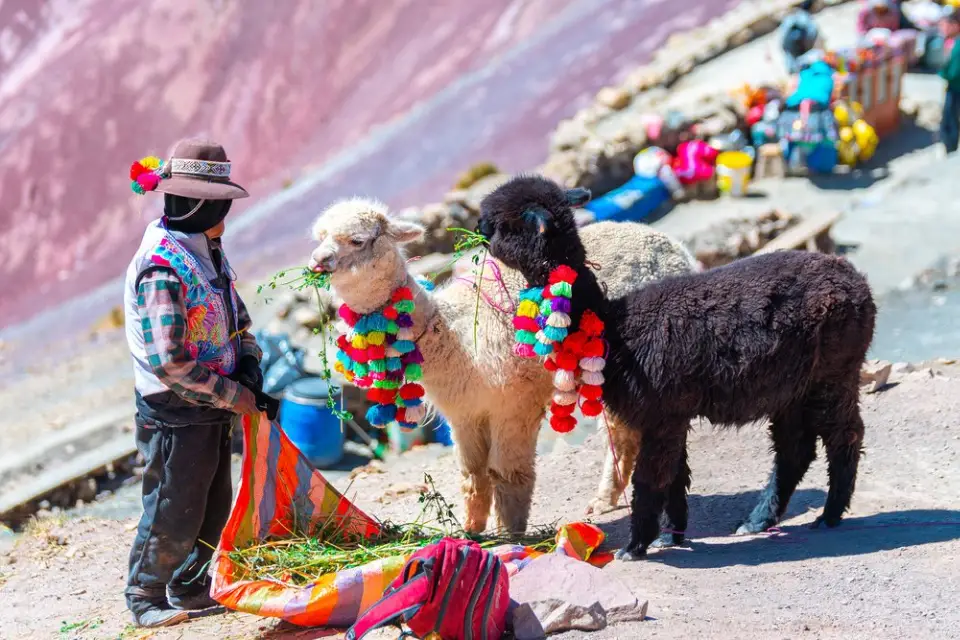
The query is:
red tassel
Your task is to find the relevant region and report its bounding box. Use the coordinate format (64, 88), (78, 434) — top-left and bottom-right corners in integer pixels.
(336, 335), (349, 351)
(581, 399), (604, 417)
(391, 287), (414, 302)
(551, 402), (576, 417)
(366, 388), (396, 404)
(399, 383), (425, 400)
(543, 357), (558, 372)
(352, 348), (369, 364)
(548, 265), (578, 285)
(383, 306), (399, 320)
(367, 345), (386, 360)
(339, 305), (360, 327)
(395, 407), (407, 424)
(550, 415), (577, 433)
(562, 332), (588, 356)
(582, 338), (605, 358)
(512, 316), (541, 332)
(580, 384), (603, 401)
(579, 310), (605, 336)
(556, 352), (579, 371)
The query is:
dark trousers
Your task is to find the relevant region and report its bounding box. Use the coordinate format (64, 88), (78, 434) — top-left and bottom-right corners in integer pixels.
(941, 89), (960, 154)
(125, 416), (234, 607)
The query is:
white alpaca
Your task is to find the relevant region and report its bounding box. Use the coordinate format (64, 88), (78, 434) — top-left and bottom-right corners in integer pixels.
(309, 198), (696, 532)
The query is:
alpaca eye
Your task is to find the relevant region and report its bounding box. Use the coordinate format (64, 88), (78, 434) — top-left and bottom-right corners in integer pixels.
(350, 237), (365, 247)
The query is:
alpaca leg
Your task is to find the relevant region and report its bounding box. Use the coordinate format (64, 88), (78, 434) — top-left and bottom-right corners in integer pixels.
(811, 385), (865, 529)
(737, 408), (818, 535)
(488, 414), (540, 535)
(651, 446), (691, 548)
(453, 418), (493, 534)
(586, 413), (639, 515)
(616, 426), (686, 561)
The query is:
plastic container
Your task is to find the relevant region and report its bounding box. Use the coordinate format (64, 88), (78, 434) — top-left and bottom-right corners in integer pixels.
(715, 151), (753, 197)
(280, 377), (345, 468)
(583, 175), (670, 222)
(386, 421), (427, 454)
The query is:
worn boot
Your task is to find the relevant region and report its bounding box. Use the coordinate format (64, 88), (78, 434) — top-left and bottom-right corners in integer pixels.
(168, 583), (220, 611)
(127, 587), (190, 628)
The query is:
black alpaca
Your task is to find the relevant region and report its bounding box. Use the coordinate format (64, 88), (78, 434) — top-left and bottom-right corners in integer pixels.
(478, 175), (877, 559)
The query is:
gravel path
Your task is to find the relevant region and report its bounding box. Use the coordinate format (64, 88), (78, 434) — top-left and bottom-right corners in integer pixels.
(2, 370), (958, 639)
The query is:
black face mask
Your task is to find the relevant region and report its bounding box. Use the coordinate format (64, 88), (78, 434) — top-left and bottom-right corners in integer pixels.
(164, 194), (232, 235)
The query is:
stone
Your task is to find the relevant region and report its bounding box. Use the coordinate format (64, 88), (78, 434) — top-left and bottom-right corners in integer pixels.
(513, 600), (606, 639)
(860, 360), (893, 393)
(550, 118), (591, 151)
(509, 554), (648, 635)
(730, 27), (754, 47)
(596, 86), (632, 111)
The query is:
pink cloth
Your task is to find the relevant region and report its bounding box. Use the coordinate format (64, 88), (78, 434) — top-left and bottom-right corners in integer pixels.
(856, 4), (901, 35)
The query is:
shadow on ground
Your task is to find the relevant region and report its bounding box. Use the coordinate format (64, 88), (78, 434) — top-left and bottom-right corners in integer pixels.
(601, 488), (960, 568)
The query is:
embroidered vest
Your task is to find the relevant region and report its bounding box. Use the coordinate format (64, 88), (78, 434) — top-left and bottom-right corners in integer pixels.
(148, 235), (239, 377)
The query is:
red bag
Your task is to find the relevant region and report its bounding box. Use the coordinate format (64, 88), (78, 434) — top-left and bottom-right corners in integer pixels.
(346, 537), (510, 640)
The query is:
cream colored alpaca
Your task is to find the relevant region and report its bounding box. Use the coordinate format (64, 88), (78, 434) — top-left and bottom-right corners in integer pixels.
(310, 198), (696, 532)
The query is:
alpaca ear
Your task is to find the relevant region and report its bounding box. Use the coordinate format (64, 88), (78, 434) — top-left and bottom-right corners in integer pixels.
(383, 218), (425, 244)
(565, 188), (591, 208)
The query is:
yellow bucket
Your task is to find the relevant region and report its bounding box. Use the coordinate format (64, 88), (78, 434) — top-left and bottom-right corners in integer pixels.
(715, 151), (753, 197)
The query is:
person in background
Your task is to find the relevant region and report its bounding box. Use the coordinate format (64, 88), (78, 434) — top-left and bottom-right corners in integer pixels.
(780, 0), (822, 73)
(123, 138), (279, 627)
(857, 0), (903, 35)
(939, 9), (960, 153)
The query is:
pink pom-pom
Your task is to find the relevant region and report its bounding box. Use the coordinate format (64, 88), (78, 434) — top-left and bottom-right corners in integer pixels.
(136, 172), (160, 192)
(513, 343), (536, 358)
(339, 305), (360, 327)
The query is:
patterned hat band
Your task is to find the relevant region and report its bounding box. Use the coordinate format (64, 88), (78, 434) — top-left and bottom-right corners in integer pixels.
(168, 158), (232, 180)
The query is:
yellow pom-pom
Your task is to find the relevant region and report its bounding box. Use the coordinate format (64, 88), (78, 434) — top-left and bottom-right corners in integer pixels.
(366, 331), (386, 346)
(334, 362), (345, 374)
(139, 155), (162, 170)
(345, 371), (355, 382)
(517, 300), (540, 317)
(351, 335), (368, 349)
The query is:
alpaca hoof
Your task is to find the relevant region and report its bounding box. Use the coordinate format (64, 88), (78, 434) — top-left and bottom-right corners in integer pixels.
(735, 519), (776, 536)
(584, 497), (618, 516)
(809, 515), (842, 530)
(650, 533), (683, 549)
(614, 547), (646, 562)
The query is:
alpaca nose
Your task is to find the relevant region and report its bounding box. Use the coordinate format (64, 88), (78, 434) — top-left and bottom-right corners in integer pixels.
(309, 249), (337, 273)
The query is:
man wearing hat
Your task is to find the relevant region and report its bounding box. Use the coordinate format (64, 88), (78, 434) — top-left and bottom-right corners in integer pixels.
(123, 139), (278, 627)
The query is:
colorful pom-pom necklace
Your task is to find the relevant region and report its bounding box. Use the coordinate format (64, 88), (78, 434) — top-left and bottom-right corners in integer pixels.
(129, 156), (166, 195)
(512, 265), (607, 434)
(333, 286), (427, 431)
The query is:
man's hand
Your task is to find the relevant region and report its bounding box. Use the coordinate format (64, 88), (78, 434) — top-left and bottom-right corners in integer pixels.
(254, 389), (281, 422)
(238, 355), (264, 392)
(234, 387), (261, 416)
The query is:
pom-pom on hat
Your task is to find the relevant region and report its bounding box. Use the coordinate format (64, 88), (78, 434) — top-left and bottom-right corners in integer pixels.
(130, 138), (249, 200)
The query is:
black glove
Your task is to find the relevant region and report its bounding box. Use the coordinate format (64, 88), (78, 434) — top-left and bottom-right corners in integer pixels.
(253, 388), (281, 422)
(238, 355), (264, 392)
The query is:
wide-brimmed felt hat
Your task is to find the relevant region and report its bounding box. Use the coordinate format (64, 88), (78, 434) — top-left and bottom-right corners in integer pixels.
(155, 138), (248, 200)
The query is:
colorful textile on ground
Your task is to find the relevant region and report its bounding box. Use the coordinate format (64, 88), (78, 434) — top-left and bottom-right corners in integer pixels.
(512, 266), (607, 433)
(129, 155), (165, 195)
(333, 286), (426, 430)
(210, 413), (610, 628)
(148, 235), (239, 376)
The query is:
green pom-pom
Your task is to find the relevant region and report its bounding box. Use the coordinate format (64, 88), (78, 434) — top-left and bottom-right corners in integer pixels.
(543, 325), (568, 342)
(405, 364), (423, 381)
(368, 359), (387, 373)
(352, 362), (369, 377)
(539, 299), (552, 316)
(549, 282), (573, 298)
(373, 379), (401, 389)
(515, 330), (537, 345)
(394, 300), (415, 314)
(386, 320), (399, 334)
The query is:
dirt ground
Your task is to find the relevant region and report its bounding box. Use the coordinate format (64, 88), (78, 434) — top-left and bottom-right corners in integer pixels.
(2, 368), (959, 640)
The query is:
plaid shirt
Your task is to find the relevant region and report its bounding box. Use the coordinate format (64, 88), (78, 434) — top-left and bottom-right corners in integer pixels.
(137, 268), (260, 410)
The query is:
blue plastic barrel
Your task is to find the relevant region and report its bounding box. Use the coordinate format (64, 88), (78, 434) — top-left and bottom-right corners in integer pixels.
(432, 418), (454, 447)
(280, 377), (345, 468)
